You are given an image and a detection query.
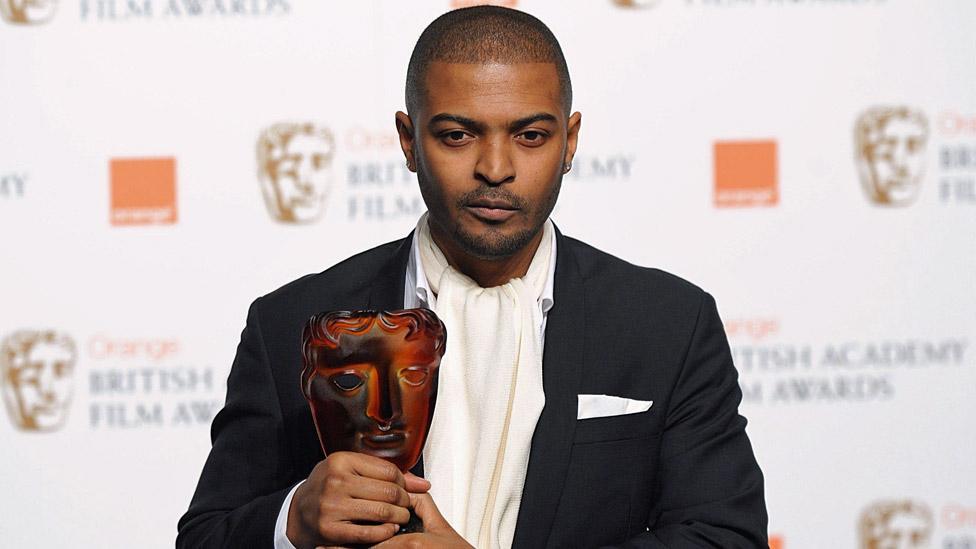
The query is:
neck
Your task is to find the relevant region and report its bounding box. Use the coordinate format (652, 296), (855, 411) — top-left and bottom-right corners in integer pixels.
(428, 224), (545, 288)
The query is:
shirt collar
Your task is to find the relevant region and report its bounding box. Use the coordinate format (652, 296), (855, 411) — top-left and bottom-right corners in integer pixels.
(404, 219), (557, 313)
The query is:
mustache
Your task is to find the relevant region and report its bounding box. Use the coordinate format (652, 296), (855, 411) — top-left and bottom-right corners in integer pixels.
(455, 187), (528, 210)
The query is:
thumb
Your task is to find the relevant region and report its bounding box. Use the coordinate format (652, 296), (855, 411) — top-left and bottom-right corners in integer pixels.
(403, 472), (431, 493)
(408, 491), (452, 532)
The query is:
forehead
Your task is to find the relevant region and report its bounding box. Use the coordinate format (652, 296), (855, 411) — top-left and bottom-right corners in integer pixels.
(322, 324), (436, 361)
(288, 133), (330, 150)
(887, 513), (927, 528)
(422, 61), (563, 121)
(882, 118), (925, 137)
(25, 343), (73, 364)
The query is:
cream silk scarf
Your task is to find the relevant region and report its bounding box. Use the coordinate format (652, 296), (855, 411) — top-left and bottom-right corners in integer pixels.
(417, 213), (551, 548)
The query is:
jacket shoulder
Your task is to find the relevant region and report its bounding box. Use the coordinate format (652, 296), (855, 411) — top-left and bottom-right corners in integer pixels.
(563, 235), (705, 304)
(255, 237), (406, 311)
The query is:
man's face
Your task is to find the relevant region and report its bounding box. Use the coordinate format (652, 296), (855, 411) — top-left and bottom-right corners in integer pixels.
(258, 126), (335, 223)
(856, 109), (928, 206)
(1, 332), (76, 431)
(304, 323), (441, 472)
(399, 62), (580, 259)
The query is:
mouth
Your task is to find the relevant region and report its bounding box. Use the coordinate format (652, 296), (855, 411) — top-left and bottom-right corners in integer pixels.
(464, 198), (519, 223)
(363, 431), (407, 447)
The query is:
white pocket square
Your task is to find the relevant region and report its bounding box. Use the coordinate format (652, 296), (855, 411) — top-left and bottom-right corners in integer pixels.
(577, 394), (653, 420)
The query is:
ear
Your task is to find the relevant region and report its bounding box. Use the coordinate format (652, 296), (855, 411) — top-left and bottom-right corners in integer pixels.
(564, 111), (582, 168)
(395, 111), (417, 172)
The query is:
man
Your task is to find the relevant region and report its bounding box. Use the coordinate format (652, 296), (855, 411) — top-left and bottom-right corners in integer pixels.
(178, 6), (767, 548)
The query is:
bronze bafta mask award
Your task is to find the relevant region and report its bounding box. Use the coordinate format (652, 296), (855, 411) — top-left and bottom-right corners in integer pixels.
(301, 309), (446, 532)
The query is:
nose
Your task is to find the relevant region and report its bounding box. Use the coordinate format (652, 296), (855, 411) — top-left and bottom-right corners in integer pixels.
(295, 161), (315, 192)
(475, 136), (515, 186)
(365, 368), (401, 429)
(37, 365), (57, 403)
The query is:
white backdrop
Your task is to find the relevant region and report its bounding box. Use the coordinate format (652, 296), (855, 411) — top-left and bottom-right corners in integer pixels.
(1, 1), (974, 547)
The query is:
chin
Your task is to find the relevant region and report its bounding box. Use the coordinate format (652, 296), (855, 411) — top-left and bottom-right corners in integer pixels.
(456, 224), (539, 259)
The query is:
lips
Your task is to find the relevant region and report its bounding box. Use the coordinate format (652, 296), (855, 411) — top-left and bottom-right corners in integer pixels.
(363, 431), (407, 446)
(465, 197), (519, 222)
(467, 197), (517, 210)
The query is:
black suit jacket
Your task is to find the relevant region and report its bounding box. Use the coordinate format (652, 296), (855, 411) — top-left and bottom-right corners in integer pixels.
(177, 230), (767, 548)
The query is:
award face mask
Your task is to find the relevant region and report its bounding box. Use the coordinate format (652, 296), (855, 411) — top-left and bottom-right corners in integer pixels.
(301, 309), (446, 472)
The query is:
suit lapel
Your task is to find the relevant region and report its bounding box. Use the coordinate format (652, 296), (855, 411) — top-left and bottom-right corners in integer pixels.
(512, 230), (585, 548)
(366, 231), (413, 311)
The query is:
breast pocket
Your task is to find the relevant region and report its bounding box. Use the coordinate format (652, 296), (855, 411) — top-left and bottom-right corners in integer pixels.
(573, 408), (658, 444)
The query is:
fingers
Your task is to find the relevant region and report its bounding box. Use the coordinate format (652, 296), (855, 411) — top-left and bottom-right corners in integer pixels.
(292, 453), (418, 547)
(372, 533), (423, 548)
(407, 491), (449, 530)
(322, 522), (399, 547)
(347, 477), (412, 508)
(340, 452), (406, 487)
(403, 472), (431, 494)
(338, 496), (411, 525)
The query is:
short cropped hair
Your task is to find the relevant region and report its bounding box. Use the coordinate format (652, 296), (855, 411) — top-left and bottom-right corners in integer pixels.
(405, 6), (573, 116)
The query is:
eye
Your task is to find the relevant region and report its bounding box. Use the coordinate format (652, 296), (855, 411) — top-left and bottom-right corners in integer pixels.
(399, 368), (428, 387)
(516, 130), (547, 147)
(440, 130), (473, 147)
(19, 366), (40, 386)
(331, 372), (364, 391)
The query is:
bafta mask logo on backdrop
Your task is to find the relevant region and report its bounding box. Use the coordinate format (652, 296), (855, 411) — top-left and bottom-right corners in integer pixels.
(0, 0), (57, 24)
(855, 107), (929, 206)
(612, 0), (663, 8)
(859, 500), (934, 549)
(713, 140), (779, 208)
(1, 330), (77, 432)
(257, 123), (336, 224)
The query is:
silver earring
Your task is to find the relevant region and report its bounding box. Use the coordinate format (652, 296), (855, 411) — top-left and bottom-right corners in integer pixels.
(563, 162), (572, 173)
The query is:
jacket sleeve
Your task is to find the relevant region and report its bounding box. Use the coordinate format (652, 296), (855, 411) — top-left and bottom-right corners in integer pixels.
(177, 298), (296, 548)
(606, 292), (768, 549)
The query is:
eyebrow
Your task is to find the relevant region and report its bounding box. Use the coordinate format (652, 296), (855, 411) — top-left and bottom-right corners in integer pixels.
(428, 113), (485, 134)
(508, 113), (558, 133)
(427, 112), (558, 135)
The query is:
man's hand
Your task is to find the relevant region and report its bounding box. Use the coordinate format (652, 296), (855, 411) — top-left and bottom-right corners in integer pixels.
(286, 451), (431, 549)
(374, 492), (472, 549)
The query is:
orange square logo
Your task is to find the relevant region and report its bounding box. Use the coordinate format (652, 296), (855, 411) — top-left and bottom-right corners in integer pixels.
(769, 534), (784, 549)
(110, 157), (177, 226)
(714, 140), (778, 208)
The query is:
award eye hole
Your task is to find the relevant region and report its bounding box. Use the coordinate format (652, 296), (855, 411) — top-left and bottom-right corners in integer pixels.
(400, 368), (428, 387)
(331, 373), (364, 391)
